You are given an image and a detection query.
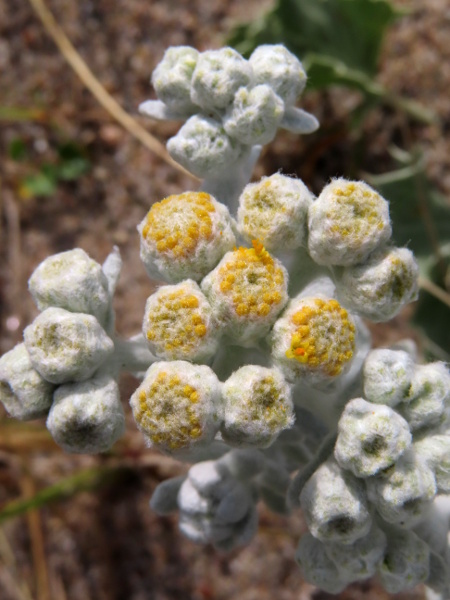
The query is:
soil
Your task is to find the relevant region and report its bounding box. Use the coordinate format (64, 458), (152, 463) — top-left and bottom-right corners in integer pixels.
(1, 0), (449, 598)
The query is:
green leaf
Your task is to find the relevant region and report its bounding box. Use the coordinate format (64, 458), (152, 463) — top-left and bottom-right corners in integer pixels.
(229, 0), (400, 74)
(8, 138), (27, 161)
(20, 170), (57, 198)
(56, 157), (91, 181)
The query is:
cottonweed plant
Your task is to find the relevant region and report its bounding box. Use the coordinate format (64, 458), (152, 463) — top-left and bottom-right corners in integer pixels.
(1, 44), (449, 597)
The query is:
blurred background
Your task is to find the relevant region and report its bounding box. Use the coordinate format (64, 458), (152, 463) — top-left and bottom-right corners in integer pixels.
(0, 0), (449, 598)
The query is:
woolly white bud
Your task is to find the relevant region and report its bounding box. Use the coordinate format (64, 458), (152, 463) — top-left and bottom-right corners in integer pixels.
(167, 115), (243, 178)
(249, 45), (307, 106)
(129, 361), (221, 456)
(414, 434), (450, 493)
(221, 365), (294, 448)
(399, 363), (450, 432)
(201, 241), (289, 346)
(326, 525), (387, 581)
(142, 280), (220, 363)
(28, 248), (110, 327)
(24, 307), (114, 384)
(337, 247), (419, 321)
(295, 533), (349, 594)
(151, 46), (199, 113)
(190, 47), (252, 111)
(366, 450), (436, 527)
(334, 398), (412, 477)
(377, 528), (430, 593)
(138, 191), (236, 283)
(236, 174), (313, 251)
(300, 458), (372, 544)
(223, 84), (284, 146)
(308, 179), (392, 266)
(0, 343), (54, 420)
(47, 373), (125, 453)
(363, 348), (415, 407)
(271, 295), (356, 384)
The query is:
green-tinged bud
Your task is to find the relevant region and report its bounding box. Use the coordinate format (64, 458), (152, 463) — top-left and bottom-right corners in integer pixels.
(300, 458), (372, 544)
(326, 525), (387, 581)
(28, 248), (110, 327)
(377, 528), (430, 593)
(201, 241), (288, 346)
(138, 191), (236, 283)
(151, 46), (199, 113)
(223, 84), (284, 146)
(129, 361), (221, 456)
(271, 295), (356, 384)
(24, 307), (114, 384)
(363, 348), (415, 407)
(334, 398), (411, 477)
(366, 449), (436, 527)
(295, 533), (349, 594)
(221, 365), (294, 448)
(249, 45), (307, 106)
(0, 343), (54, 420)
(308, 179), (391, 266)
(236, 174), (313, 251)
(167, 115), (243, 178)
(337, 247), (419, 321)
(399, 363), (450, 432)
(190, 48), (252, 111)
(142, 280), (220, 363)
(47, 373), (125, 454)
(414, 434), (450, 493)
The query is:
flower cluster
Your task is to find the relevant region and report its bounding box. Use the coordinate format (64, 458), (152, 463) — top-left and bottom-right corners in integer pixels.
(0, 43), (448, 599)
(139, 45), (318, 180)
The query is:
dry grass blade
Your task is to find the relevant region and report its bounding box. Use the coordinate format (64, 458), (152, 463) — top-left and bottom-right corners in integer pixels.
(0, 528), (34, 600)
(20, 472), (50, 600)
(419, 276), (450, 310)
(26, 0), (198, 180)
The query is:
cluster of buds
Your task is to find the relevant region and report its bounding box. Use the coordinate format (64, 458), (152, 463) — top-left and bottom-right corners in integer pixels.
(0, 44), (448, 598)
(139, 45), (318, 183)
(292, 348), (450, 594)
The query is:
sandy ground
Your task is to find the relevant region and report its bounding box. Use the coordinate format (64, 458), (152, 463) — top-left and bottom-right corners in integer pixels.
(1, 0), (449, 597)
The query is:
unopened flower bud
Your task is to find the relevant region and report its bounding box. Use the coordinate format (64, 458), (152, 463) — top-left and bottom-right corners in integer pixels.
(308, 179), (392, 266)
(143, 280), (220, 362)
(249, 44), (307, 106)
(47, 373), (125, 453)
(151, 46), (199, 113)
(271, 295), (356, 384)
(0, 343), (54, 420)
(237, 174), (313, 251)
(337, 247), (419, 321)
(367, 449), (436, 527)
(24, 308), (114, 384)
(138, 191), (236, 283)
(167, 115), (242, 178)
(201, 241), (289, 346)
(190, 47), (252, 111)
(334, 398), (411, 477)
(295, 533), (349, 594)
(326, 525), (387, 581)
(223, 84), (284, 146)
(363, 348), (415, 407)
(28, 248), (110, 327)
(414, 434), (450, 493)
(150, 476), (186, 515)
(300, 458), (372, 544)
(129, 361), (221, 456)
(221, 366), (294, 448)
(399, 362), (450, 432)
(377, 528), (430, 593)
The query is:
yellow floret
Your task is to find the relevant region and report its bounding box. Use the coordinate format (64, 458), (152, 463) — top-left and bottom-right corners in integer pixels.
(285, 299), (356, 376)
